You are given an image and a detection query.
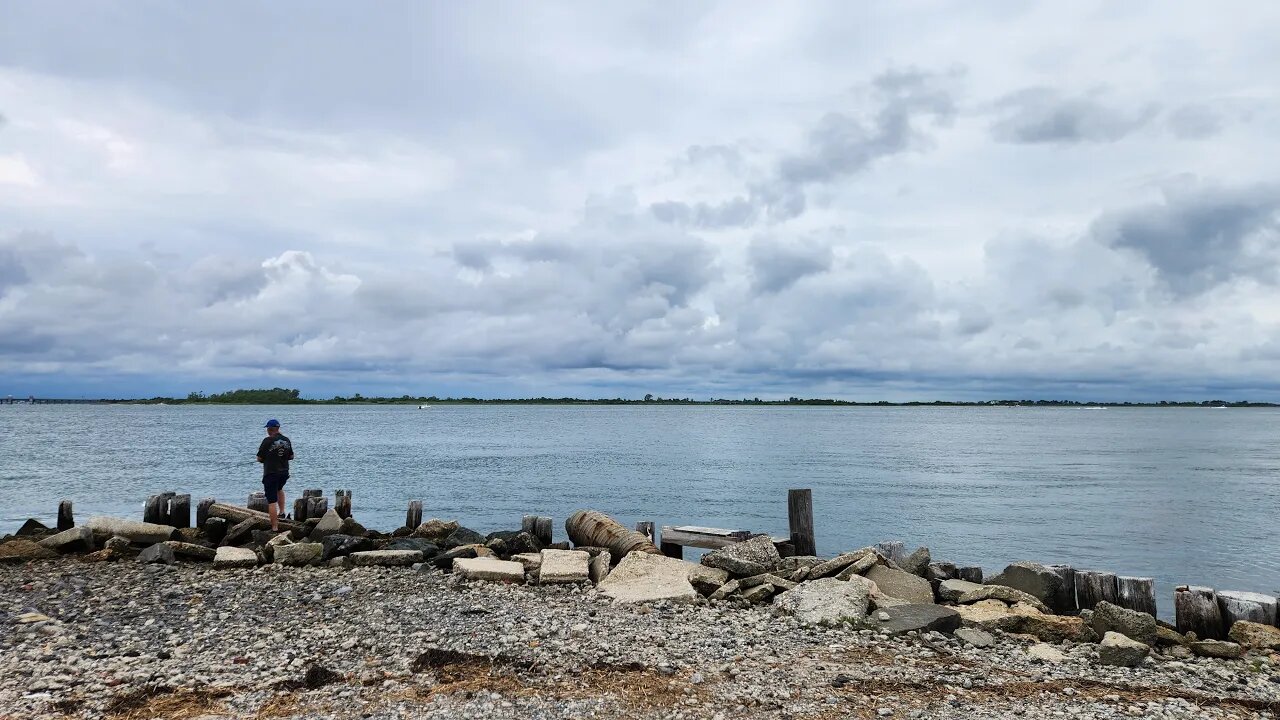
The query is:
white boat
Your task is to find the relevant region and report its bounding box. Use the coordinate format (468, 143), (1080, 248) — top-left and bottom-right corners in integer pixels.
(418, 405), (431, 409)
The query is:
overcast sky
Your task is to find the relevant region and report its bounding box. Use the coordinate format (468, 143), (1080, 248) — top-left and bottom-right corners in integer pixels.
(2, 1), (1279, 401)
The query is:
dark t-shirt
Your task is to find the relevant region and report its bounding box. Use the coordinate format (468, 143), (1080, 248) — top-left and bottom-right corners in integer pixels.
(257, 434), (294, 477)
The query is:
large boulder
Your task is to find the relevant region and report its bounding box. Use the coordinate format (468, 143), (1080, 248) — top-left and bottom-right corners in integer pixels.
(1228, 620), (1280, 650)
(539, 549), (590, 584)
(502, 531), (543, 556)
(867, 603), (961, 635)
(958, 584), (1050, 614)
(0, 539), (58, 563)
(1018, 613), (1098, 643)
(213, 546), (258, 569)
(687, 564), (731, 596)
(137, 543), (175, 564)
(454, 556), (525, 582)
(900, 547), (931, 577)
(938, 579), (984, 602)
(86, 517), (174, 545)
(1190, 640), (1244, 659)
(986, 561), (1065, 612)
(321, 534), (373, 561)
(772, 577), (871, 625)
(1091, 600), (1157, 647)
(38, 526), (94, 553)
(700, 535), (781, 577)
(955, 599), (1028, 632)
(165, 541), (216, 561)
(443, 527), (487, 550)
(308, 510), (345, 541)
(1099, 631), (1150, 667)
(865, 565), (934, 605)
(386, 538), (440, 557)
(274, 542), (324, 566)
(411, 519), (459, 541)
(15, 519), (50, 537)
(597, 552), (699, 604)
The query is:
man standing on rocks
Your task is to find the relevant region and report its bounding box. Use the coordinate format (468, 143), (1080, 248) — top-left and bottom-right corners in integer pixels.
(256, 419), (294, 532)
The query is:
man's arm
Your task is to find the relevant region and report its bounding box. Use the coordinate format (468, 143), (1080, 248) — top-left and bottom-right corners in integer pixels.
(256, 437), (270, 463)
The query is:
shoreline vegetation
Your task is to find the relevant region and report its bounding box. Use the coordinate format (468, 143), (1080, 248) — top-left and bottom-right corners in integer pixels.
(4, 387), (1278, 407)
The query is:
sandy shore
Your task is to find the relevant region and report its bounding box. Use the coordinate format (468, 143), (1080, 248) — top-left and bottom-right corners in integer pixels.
(2, 560), (1278, 720)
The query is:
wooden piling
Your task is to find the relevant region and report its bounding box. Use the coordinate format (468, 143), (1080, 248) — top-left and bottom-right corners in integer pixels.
(170, 494), (191, 529)
(158, 491), (176, 526)
(1176, 585), (1224, 639)
(57, 500), (74, 531)
(143, 495), (164, 524)
(1117, 576), (1157, 617)
(306, 496), (328, 519)
(195, 497), (215, 528)
(303, 488), (322, 499)
(787, 488), (816, 557)
(406, 500), (423, 530)
(534, 516), (553, 545)
(247, 492), (268, 513)
(1075, 570), (1118, 610)
(335, 490), (352, 519)
(1047, 565), (1078, 613)
(635, 521), (655, 543)
(293, 498), (309, 522)
(521, 515), (538, 536)
(1216, 590), (1278, 631)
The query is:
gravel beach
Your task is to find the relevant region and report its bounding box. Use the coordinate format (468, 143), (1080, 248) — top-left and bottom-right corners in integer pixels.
(3, 560), (1278, 720)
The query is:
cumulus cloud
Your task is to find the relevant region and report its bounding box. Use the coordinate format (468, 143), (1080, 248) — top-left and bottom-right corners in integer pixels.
(990, 88), (1159, 144)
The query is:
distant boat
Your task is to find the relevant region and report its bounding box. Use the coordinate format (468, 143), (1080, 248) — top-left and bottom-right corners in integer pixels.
(1079, 406), (1107, 410)
(418, 405), (432, 409)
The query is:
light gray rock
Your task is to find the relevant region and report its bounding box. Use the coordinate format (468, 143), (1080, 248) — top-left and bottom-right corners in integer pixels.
(597, 552), (699, 604)
(865, 565), (934, 605)
(1099, 631), (1150, 667)
(345, 550), (422, 567)
(86, 517), (174, 545)
(38, 525), (94, 553)
(137, 543), (175, 564)
(411, 518), (459, 540)
(589, 550), (611, 585)
(164, 541), (216, 561)
(273, 542), (323, 566)
(958, 584), (1051, 614)
(1026, 643), (1067, 663)
(938, 579), (984, 602)
(538, 549), (590, 584)
(772, 577), (871, 625)
(1190, 640), (1244, 659)
(213, 546), (258, 569)
(454, 556), (526, 582)
(511, 552), (542, 573)
(1092, 600), (1157, 647)
(987, 561), (1066, 611)
(809, 551), (867, 579)
(687, 563), (729, 595)
(700, 535), (781, 577)
(309, 510), (344, 541)
(835, 553), (880, 580)
(954, 627), (996, 648)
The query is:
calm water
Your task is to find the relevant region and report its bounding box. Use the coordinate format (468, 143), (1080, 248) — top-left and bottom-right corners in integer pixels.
(2, 404), (1277, 616)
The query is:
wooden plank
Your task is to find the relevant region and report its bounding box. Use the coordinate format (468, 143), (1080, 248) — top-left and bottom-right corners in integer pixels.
(659, 526), (751, 550)
(787, 488), (816, 557)
(672, 525), (739, 536)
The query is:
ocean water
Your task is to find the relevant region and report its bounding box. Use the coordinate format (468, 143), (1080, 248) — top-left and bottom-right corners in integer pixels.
(2, 403), (1277, 617)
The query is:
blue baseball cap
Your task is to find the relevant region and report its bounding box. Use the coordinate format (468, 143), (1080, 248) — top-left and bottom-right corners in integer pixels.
(264, 419), (280, 428)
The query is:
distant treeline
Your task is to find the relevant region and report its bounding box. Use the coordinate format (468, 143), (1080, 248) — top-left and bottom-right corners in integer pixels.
(72, 389), (1276, 407)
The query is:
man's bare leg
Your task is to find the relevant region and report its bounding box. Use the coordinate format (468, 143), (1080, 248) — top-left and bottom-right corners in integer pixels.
(277, 490), (287, 523)
(268, 501), (279, 532)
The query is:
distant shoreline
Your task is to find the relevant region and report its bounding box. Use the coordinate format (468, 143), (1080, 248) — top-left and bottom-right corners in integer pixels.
(4, 398), (1276, 408)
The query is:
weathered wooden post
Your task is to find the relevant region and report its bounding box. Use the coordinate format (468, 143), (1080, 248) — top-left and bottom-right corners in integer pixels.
(1047, 565), (1078, 613)
(170, 494), (191, 529)
(635, 521), (655, 543)
(659, 529), (683, 559)
(1075, 570), (1118, 610)
(306, 496), (328, 519)
(303, 488), (322, 499)
(248, 491), (268, 513)
(57, 500), (74, 531)
(406, 500), (423, 530)
(1217, 590), (1278, 631)
(293, 498), (309, 522)
(196, 497), (215, 528)
(143, 494), (165, 523)
(534, 516), (552, 545)
(1176, 585), (1224, 639)
(787, 488), (816, 557)
(157, 491), (176, 525)
(335, 490), (352, 519)
(1117, 576), (1156, 617)
(522, 515), (539, 536)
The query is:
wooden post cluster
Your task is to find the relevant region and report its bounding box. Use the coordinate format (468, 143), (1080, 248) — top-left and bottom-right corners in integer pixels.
(57, 500), (74, 531)
(406, 500), (423, 530)
(1117, 576), (1157, 617)
(521, 515), (553, 545)
(196, 497), (215, 528)
(306, 496), (329, 519)
(1075, 570), (1118, 610)
(335, 490), (353, 519)
(141, 491), (191, 527)
(1217, 590), (1278, 630)
(170, 494), (191, 529)
(1176, 585), (1224, 639)
(247, 492), (268, 513)
(787, 488), (816, 557)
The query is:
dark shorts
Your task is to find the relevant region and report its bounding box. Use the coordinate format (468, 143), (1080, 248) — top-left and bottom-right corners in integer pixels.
(262, 472), (288, 500)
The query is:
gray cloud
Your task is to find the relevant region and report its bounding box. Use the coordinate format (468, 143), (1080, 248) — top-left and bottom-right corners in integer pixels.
(990, 88), (1159, 144)
(748, 236), (834, 293)
(1091, 183), (1280, 296)
(1167, 103), (1223, 140)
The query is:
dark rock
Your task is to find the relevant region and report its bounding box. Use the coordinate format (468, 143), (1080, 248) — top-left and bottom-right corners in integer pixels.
(386, 538), (440, 557)
(901, 546), (931, 577)
(303, 664), (342, 689)
(172, 527), (208, 545)
(338, 517), (367, 537)
(987, 561), (1065, 612)
(926, 561), (957, 583)
(321, 534), (373, 561)
(443, 527), (486, 550)
(486, 530), (521, 542)
(956, 566), (983, 583)
(38, 526), (94, 553)
(546, 541), (571, 551)
(204, 517), (229, 545)
(867, 603), (961, 635)
(223, 518), (267, 547)
(701, 535), (782, 577)
(391, 526), (413, 538)
(165, 541), (216, 561)
(0, 538), (58, 563)
(433, 544), (482, 569)
(137, 543), (176, 565)
(411, 519), (459, 541)
(15, 519), (50, 537)
(504, 531), (543, 556)
(485, 538), (508, 556)
(251, 529), (280, 547)
(1092, 600), (1157, 647)
(104, 536), (132, 553)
